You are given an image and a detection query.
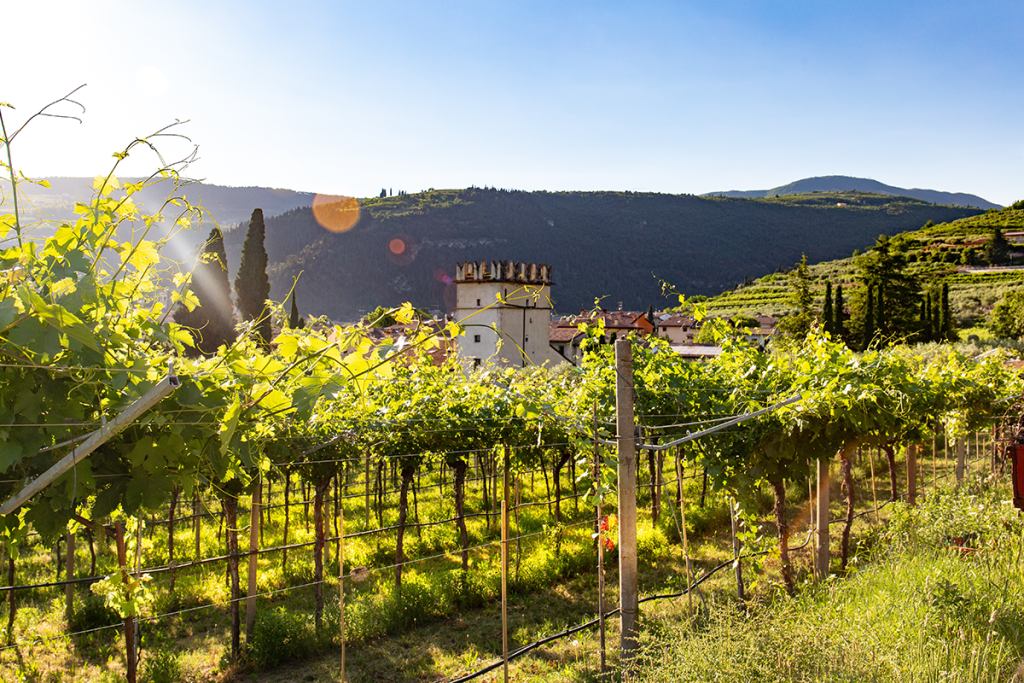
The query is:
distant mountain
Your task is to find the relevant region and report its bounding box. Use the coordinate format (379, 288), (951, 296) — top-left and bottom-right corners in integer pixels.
(30, 177), (315, 227)
(705, 175), (999, 209)
(223, 188), (984, 321)
(5, 177), (315, 258)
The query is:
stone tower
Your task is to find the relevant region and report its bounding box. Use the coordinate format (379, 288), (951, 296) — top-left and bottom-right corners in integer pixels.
(454, 260), (557, 368)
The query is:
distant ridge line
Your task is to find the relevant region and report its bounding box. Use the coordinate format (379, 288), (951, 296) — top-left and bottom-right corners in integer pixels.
(703, 175), (999, 209)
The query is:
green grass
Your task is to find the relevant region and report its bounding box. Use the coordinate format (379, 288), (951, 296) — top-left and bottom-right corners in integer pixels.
(633, 472), (1024, 682)
(0, 434), (998, 682)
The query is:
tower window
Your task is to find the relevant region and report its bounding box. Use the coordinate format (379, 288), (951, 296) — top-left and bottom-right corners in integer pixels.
(473, 358), (481, 367)
(476, 298), (481, 306)
(473, 334), (481, 343)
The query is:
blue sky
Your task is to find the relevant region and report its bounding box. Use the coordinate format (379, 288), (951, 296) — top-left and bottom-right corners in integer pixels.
(6, 0), (1023, 205)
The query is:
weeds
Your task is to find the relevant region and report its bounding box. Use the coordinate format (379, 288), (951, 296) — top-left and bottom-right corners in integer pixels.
(634, 475), (1024, 682)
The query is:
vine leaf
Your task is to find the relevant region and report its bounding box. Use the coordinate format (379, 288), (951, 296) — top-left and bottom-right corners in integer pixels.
(20, 287), (99, 351)
(219, 396), (241, 457)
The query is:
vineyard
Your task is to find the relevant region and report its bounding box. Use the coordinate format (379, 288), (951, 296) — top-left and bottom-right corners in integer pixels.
(1, 107), (1023, 683)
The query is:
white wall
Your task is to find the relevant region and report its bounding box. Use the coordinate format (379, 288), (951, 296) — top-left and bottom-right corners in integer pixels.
(455, 280), (560, 368)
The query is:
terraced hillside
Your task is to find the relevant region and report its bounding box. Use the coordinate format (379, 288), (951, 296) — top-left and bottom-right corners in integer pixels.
(701, 201), (1024, 326)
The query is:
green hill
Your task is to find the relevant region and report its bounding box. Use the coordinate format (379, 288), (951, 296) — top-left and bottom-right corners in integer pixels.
(226, 188), (983, 321)
(702, 200), (1024, 325)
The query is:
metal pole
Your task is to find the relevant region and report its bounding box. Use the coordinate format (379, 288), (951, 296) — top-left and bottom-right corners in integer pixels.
(614, 338), (639, 664)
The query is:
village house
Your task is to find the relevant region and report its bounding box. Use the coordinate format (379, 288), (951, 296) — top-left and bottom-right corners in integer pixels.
(442, 260), (777, 367)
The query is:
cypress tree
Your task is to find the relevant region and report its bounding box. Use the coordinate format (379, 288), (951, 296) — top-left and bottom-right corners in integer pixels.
(834, 284), (845, 340)
(234, 208), (272, 348)
(918, 299), (928, 342)
(923, 291), (932, 341)
(875, 282), (886, 337)
(289, 290), (305, 329)
(941, 282), (955, 340)
(173, 227), (237, 357)
(862, 284), (874, 350)
(822, 281), (834, 336)
(931, 292), (940, 341)
(855, 234), (920, 343)
(984, 227), (1010, 266)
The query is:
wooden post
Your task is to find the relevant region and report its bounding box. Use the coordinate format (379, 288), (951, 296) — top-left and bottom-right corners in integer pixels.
(503, 445), (510, 524)
(932, 433), (937, 484)
(676, 451), (694, 617)
(223, 496), (241, 661)
(64, 528), (75, 625)
(614, 338), (639, 663)
(808, 476), (814, 537)
(245, 479), (261, 646)
(729, 498), (744, 602)
(283, 472), (291, 571)
(339, 506), (345, 682)
(115, 521), (137, 683)
(815, 459), (830, 579)
(501, 499), (509, 683)
(906, 443), (917, 506)
(956, 437), (966, 484)
(365, 450), (371, 529)
(4, 551), (15, 647)
(866, 447), (879, 524)
(595, 437), (606, 675)
(987, 423), (995, 473)
(193, 492), (201, 562)
(944, 428), (949, 471)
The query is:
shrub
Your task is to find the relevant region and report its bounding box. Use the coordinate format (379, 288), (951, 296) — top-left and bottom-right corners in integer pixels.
(247, 607), (317, 670)
(70, 593), (120, 646)
(141, 648), (181, 683)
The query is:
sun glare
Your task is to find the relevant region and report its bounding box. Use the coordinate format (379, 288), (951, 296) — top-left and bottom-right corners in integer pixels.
(312, 194), (360, 233)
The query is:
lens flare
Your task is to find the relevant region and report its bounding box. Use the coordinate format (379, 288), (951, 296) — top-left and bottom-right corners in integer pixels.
(312, 194), (360, 233)
(433, 268), (453, 284)
(386, 233), (417, 266)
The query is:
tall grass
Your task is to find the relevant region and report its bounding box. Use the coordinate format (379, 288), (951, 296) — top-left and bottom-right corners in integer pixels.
(635, 475), (1024, 682)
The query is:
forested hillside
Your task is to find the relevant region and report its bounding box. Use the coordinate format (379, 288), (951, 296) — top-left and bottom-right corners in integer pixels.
(229, 188), (982, 320)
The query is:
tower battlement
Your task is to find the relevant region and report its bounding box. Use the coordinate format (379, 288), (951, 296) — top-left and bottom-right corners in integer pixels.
(455, 260), (552, 285)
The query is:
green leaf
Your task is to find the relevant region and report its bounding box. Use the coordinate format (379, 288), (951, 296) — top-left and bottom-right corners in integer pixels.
(0, 214), (15, 239)
(0, 297), (16, 330)
(0, 440), (20, 472)
(20, 287), (99, 351)
(219, 396), (241, 457)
